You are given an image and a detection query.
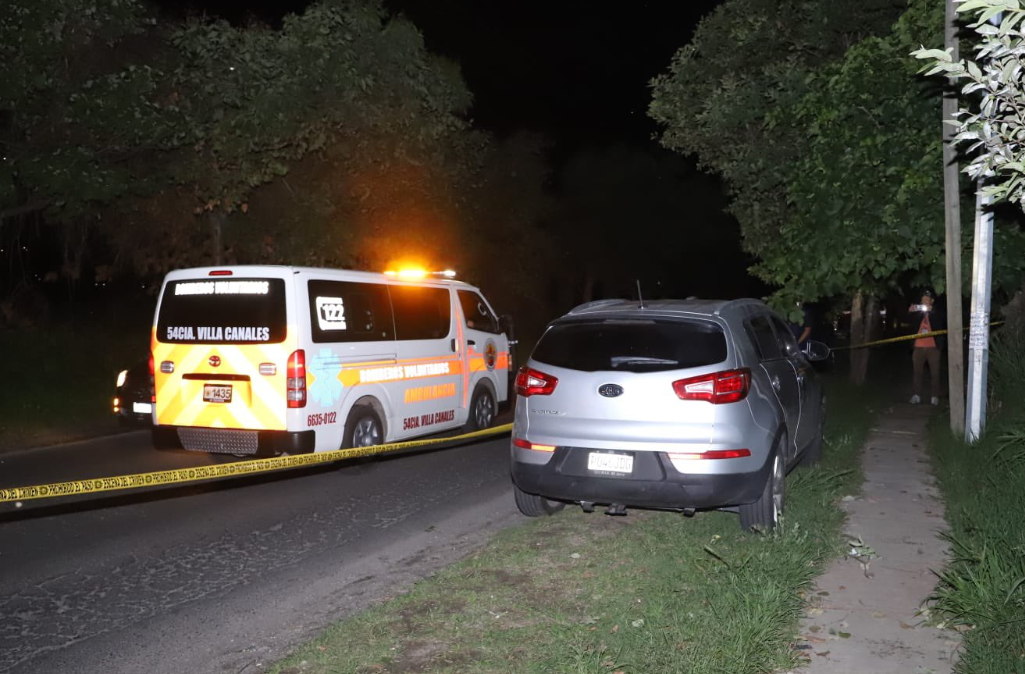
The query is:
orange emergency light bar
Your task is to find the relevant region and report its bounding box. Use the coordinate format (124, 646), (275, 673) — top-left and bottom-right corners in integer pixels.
(384, 268), (457, 279)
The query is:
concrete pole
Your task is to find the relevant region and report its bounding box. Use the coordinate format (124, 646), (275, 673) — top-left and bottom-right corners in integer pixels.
(943, 0), (965, 435)
(965, 188), (993, 442)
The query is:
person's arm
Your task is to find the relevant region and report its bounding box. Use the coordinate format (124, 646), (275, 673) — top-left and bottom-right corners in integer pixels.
(799, 326), (812, 344)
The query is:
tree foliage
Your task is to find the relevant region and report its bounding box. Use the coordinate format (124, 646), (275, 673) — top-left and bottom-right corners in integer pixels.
(0, 0), (172, 221)
(651, 0), (1025, 315)
(1, 0), (558, 311)
(914, 0), (1025, 208)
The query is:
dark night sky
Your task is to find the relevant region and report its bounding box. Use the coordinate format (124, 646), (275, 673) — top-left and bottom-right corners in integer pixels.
(159, 0), (761, 300)
(170, 0), (722, 156)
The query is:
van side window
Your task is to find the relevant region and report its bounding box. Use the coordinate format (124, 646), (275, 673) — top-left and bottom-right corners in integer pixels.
(746, 315), (782, 361)
(308, 280), (394, 343)
(457, 290), (500, 333)
(390, 285), (451, 340)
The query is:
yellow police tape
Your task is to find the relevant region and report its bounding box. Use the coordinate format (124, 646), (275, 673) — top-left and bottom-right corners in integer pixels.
(0, 422), (513, 504)
(832, 321), (1004, 351)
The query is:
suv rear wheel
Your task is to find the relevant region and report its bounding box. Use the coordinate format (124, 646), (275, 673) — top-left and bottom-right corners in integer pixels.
(739, 450), (785, 532)
(513, 484), (565, 517)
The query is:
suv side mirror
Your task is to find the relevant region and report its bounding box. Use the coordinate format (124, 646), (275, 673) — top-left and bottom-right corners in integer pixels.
(802, 339), (831, 361)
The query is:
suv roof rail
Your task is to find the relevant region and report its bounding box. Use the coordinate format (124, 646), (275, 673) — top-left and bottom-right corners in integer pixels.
(567, 299), (626, 314)
(713, 297), (765, 316)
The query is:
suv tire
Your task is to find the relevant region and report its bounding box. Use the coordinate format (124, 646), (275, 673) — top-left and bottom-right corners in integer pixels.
(513, 483), (564, 517)
(739, 450), (785, 532)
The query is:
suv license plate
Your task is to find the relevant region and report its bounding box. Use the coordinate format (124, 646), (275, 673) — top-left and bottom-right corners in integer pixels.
(203, 384), (233, 404)
(587, 452), (633, 474)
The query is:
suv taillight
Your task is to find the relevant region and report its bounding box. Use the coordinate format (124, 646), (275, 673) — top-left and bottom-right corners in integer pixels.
(515, 366), (558, 397)
(287, 349), (306, 408)
(673, 368), (750, 404)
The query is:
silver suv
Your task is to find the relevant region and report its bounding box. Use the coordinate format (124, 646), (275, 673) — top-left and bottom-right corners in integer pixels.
(510, 298), (827, 531)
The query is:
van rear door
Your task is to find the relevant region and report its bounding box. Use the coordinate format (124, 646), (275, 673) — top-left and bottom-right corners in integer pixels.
(153, 275), (293, 431)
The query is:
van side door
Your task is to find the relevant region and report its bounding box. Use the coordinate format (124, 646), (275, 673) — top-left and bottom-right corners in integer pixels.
(456, 289), (507, 408)
(388, 284), (464, 436)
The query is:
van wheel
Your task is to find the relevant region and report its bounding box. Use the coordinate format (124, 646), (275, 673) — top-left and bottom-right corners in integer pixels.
(343, 406), (383, 449)
(513, 483), (564, 517)
(465, 385), (496, 432)
(739, 450), (785, 532)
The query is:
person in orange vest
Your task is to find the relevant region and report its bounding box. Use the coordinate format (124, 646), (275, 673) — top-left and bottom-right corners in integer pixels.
(908, 289), (944, 405)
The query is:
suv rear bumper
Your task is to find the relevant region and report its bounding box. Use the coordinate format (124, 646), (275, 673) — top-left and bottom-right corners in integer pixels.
(511, 447), (772, 509)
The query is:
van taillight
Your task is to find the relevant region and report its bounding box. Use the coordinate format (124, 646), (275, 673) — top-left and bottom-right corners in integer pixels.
(515, 366), (558, 397)
(287, 349), (306, 408)
(673, 368), (750, 404)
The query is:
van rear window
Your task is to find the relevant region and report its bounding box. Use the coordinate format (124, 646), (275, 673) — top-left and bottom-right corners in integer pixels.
(531, 318), (727, 372)
(157, 278), (287, 344)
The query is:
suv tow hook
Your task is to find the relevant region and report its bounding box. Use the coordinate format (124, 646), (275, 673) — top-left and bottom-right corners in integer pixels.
(580, 501), (595, 513)
(682, 508), (696, 518)
(604, 504), (627, 516)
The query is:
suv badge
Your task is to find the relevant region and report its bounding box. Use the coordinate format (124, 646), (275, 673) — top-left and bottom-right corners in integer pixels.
(598, 384), (623, 398)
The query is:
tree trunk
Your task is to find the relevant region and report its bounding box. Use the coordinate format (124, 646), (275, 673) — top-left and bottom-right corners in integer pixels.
(944, 0), (965, 434)
(849, 291), (874, 385)
(210, 211), (224, 266)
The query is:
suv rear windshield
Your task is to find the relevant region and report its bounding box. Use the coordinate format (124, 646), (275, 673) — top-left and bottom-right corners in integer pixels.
(157, 278), (287, 344)
(531, 318), (727, 373)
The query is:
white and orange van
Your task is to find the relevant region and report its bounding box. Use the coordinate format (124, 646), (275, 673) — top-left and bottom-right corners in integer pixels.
(150, 265), (511, 457)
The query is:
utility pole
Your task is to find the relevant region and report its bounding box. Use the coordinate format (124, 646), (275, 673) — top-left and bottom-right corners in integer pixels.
(943, 0), (965, 435)
(966, 189), (993, 442)
(964, 10), (1001, 443)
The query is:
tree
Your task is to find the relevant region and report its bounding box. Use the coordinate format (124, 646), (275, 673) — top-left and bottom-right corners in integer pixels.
(914, 1), (1025, 210)
(0, 0), (176, 224)
(651, 0), (1025, 383)
(649, 0), (907, 275)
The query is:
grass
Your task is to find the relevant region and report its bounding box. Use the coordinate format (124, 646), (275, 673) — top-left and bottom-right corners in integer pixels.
(926, 329), (1025, 674)
(269, 376), (877, 674)
(0, 302), (152, 448)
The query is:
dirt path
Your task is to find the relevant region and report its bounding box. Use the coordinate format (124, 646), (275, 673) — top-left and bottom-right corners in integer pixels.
(797, 403), (962, 672)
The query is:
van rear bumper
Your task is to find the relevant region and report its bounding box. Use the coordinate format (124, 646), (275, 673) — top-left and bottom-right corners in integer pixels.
(152, 426), (315, 456)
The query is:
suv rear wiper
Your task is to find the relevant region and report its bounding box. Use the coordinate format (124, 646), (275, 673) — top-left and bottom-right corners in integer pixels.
(609, 356), (679, 367)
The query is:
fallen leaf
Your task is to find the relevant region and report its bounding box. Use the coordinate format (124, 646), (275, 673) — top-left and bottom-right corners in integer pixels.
(807, 608), (824, 616)
(610, 624), (620, 634)
(631, 619), (645, 628)
(816, 651), (831, 657)
(838, 632), (852, 639)
(900, 622), (915, 630)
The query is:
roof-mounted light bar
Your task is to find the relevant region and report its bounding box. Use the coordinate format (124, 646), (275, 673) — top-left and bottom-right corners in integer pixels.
(384, 268), (457, 279)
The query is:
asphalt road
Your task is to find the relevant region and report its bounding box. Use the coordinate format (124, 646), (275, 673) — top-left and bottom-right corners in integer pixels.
(0, 427), (521, 674)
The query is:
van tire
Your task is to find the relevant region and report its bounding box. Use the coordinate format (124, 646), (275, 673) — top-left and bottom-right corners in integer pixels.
(513, 484), (564, 517)
(465, 385), (496, 432)
(343, 406), (383, 449)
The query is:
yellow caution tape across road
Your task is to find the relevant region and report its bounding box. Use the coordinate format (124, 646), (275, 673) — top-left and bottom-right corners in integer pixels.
(0, 423), (513, 504)
(831, 321), (1004, 351)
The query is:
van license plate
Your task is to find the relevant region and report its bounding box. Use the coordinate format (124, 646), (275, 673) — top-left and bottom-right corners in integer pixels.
(203, 384), (233, 403)
(587, 452), (633, 474)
